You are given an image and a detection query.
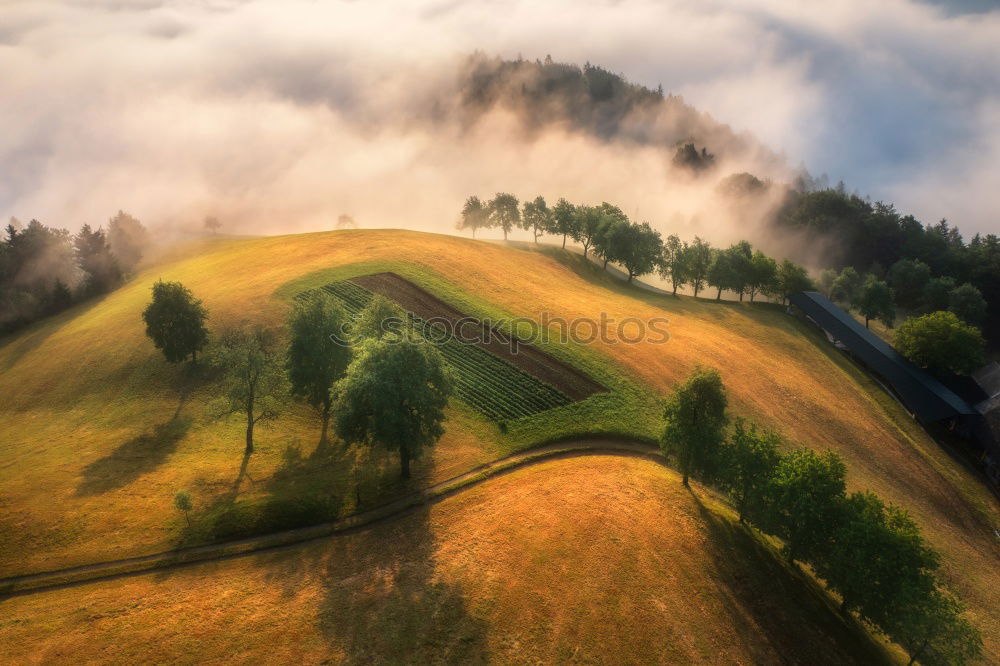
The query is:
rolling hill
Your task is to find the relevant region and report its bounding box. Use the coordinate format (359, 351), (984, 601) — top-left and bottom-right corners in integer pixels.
(0, 456), (893, 664)
(0, 229), (997, 660)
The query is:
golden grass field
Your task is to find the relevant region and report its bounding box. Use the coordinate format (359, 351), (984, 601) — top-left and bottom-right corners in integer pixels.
(0, 456), (895, 664)
(0, 229), (997, 660)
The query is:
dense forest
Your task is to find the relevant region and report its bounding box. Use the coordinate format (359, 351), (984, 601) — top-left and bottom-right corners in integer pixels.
(0, 213), (148, 334)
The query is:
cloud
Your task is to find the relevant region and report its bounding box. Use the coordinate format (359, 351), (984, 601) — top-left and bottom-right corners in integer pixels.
(0, 0), (997, 242)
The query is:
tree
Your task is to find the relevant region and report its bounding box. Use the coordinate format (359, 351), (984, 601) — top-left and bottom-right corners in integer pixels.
(830, 266), (862, 305)
(817, 491), (939, 621)
(572, 205), (606, 259)
(747, 250), (777, 302)
(761, 448), (846, 563)
(894, 311), (984, 375)
(888, 259), (932, 311)
(286, 294), (352, 438)
(487, 192), (520, 241)
(333, 336), (452, 479)
(728, 241), (754, 301)
(948, 283), (987, 326)
(887, 585), (983, 666)
(520, 196), (551, 244)
(74, 224), (122, 295)
(354, 294), (406, 340)
(660, 367), (728, 485)
(855, 275), (895, 329)
(707, 248), (733, 301)
(204, 216), (222, 234)
(590, 203), (630, 270)
(212, 327), (288, 455)
(107, 210), (149, 274)
(174, 490), (193, 526)
(684, 237), (713, 298)
(773, 259), (813, 305)
(722, 419), (781, 523)
(617, 222), (663, 282)
(142, 280), (209, 363)
(922, 276), (956, 313)
(658, 234), (688, 295)
(457, 196), (488, 239)
(551, 198), (578, 249)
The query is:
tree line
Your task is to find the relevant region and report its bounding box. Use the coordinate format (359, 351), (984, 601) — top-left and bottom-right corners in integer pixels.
(776, 188), (1000, 348)
(0, 212), (148, 334)
(142, 282), (452, 480)
(661, 367), (982, 666)
(459, 193), (814, 299)
(818, 264), (987, 375)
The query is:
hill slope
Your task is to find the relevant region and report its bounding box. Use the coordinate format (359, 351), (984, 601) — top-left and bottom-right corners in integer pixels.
(0, 456), (891, 664)
(0, 229), (997, 658)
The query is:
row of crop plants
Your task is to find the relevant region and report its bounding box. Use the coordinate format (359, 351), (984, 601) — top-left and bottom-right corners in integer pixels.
(296, 280), (573, 421)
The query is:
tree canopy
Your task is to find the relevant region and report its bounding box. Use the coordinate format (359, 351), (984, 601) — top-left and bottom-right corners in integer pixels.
(660, 366), (728, 485)
(894, 311), (984, 375)
(142, 280), (209, 363)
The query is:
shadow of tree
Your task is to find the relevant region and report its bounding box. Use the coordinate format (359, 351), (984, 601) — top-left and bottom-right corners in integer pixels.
(75, 416), (191, 496)
(314, 504), (489, 664)
(686, 489), (891, 665)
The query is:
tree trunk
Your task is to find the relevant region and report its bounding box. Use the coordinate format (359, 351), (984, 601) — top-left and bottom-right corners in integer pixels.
(628, 273), (634, 283)
(682, 470), (689, 486)
(472, 228), (476, 239)
(245, 411), (255, 455)
(716, 287), (722, 301)
(320, 402), (331, 444)
(562, 234), (566, 248)
(907, 640), (929, 666)
(603, 258), (609, 269)
(400, 443), (411, 480)
(739, 291), (744, 302)
(503, 229), (508, 241)
(865, 316), (870, 329)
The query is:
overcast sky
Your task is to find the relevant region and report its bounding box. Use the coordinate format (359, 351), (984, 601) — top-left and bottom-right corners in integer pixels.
(1, 0), (997, 238)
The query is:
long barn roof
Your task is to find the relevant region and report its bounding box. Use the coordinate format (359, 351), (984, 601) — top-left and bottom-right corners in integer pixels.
(789, 291), (976, 423)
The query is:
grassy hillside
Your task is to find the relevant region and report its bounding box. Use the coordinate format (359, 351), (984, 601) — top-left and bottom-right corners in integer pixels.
(0, 229), (997, 657)
(0, 456), (893, 664)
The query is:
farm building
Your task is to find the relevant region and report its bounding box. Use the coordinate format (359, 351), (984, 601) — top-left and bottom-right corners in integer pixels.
(789, 291), (999, 486)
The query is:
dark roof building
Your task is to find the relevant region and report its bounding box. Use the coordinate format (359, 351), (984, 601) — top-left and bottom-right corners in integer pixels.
(789, 291), (977, 424)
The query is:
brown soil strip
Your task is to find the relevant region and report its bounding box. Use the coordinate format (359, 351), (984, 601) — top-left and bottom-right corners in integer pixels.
(350, 272), (605, 401)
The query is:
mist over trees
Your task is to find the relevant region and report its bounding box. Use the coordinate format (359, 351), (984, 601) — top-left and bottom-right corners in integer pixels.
(1, 212), (149, 334)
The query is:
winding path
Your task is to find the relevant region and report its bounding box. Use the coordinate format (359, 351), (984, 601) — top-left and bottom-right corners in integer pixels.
(0, 438), (661, 598)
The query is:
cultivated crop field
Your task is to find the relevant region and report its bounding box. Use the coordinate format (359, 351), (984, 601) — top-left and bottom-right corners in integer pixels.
(297, 277), (588, 422)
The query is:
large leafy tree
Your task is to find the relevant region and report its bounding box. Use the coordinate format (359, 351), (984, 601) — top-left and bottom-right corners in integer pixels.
(551, 198), (578, 249)
(617, 222), (663, 282)
(888, 259), (932, 310)
(773, 259), (813, 304)
(520, 195), (551, 244)
(885, 585), (983, 666)
(817, 491), (939, 621)
(761, 448), (846, 563)
(658, 233), (689, 295)
(353, 294), (406, 341)
(856, 275), (895, 329)
(830, 266), (862, 305)
(948, 283), (987, 326)
(142, 280), (209, 363)
(684, 236), (713, 298)
(707, 248), (735, 301)
(212, 327), (288, 455)
(572, 205), (607, 259)
(333, 336), (453, 480)
(286, 294), (352, 438)
(660, 367), (728, 485)
(894, 311), (984, 375)
(458, 196), (489, 239)
(747, 250), (777, 302)
(721, 419), (781, 524)
(487, 192), (520, 241)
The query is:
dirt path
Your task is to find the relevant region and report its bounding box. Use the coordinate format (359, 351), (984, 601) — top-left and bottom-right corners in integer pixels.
(0, 439), (660, 598)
